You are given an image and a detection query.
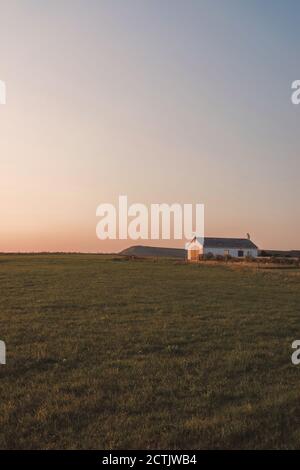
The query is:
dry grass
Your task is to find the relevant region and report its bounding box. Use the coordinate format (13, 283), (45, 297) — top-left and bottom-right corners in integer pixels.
(0, 254), (300, 449)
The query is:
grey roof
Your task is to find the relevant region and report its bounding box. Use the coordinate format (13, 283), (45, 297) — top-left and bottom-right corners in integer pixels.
(196, 237), (258, 249)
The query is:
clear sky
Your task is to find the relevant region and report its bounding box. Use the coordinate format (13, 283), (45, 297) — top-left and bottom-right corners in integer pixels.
(0, 0), (299, 252)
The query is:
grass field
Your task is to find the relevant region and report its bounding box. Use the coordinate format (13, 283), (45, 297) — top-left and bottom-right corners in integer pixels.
(0, 254), (300, 449)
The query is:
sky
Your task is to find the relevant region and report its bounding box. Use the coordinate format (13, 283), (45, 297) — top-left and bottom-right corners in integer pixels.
(0, 0), (299, 252)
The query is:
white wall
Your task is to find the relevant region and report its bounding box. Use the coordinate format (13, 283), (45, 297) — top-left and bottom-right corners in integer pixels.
(186, 241), (258, 259)
(187, 241), (203, 260)
(203, 247), (258, 258)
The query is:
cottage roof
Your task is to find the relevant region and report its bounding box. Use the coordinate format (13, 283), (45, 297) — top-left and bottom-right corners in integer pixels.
(194, 237), (258, 249)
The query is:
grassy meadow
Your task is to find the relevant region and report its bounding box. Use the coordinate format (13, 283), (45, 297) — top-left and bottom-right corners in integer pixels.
(0, 254), (300, 449)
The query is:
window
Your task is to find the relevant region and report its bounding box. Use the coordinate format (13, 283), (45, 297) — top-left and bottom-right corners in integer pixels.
(238, 250), (244, 257)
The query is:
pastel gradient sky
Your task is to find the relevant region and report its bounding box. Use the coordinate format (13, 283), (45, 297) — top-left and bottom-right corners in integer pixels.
(0, 0), (299, 252)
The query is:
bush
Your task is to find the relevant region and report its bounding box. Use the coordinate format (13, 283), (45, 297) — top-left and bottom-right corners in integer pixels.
(204, 252), (214, 260)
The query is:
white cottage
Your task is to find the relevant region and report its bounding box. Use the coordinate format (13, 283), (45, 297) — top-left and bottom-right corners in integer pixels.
(186, 236), (258, 261)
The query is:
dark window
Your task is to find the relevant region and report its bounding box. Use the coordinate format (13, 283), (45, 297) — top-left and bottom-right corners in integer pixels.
(238, 250), (244, 257)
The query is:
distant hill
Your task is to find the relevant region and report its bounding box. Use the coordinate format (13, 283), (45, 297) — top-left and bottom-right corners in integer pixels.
(120, 245), (186, 259)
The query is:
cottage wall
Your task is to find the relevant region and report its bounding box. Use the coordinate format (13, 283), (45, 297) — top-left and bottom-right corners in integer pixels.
(203, 247), (258, 258)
